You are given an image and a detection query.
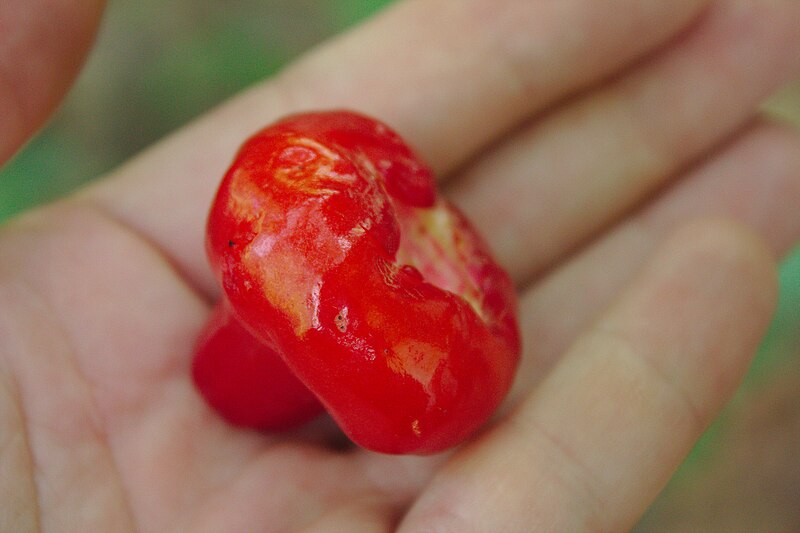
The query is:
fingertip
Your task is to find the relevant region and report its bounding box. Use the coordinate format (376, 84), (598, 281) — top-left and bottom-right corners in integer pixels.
(637, 217), (779, 403)
(0, 0), (106, 165)
(660, 217), (779, 313)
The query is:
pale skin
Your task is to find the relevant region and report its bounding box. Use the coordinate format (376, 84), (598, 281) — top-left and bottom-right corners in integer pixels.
(1, 0), (800, 531)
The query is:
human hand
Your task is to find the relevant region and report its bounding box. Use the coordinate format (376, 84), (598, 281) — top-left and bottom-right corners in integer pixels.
(2, 1), (799, 531)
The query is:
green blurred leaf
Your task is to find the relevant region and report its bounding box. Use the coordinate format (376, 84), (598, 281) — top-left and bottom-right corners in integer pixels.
(0, 129), (74, 221)
(331, 0), (397, 26)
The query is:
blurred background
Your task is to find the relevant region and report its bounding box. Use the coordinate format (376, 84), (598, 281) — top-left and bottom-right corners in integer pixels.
(0, 1), (798, 529)
(0, 0), (394, 218)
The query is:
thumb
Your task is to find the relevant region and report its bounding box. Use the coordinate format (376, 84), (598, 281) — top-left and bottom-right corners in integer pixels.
(0, 0), (105, 165)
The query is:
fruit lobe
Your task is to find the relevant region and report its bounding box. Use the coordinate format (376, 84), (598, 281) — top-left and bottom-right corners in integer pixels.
(202, 110), (520, 454)
(192, 302), (323, 430)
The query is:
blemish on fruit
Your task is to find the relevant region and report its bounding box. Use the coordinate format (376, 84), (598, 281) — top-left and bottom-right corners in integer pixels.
(334, 309), (348, 332)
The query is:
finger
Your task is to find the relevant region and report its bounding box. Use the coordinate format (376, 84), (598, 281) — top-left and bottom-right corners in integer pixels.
(400, 220), (778, 532)
(84, 0), (710, 295)
(297, 495), (401, 533)
(448, 0), (800, 285)
(277, 0), (710, 175)
(0, 0), (105, 165)
(511, 119), (800, 399)
(639, 354), (800, 531)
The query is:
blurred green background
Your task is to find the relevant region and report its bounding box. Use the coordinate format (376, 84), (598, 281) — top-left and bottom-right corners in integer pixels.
(0, 0), (394, 218)
(0, 0), (798, 527)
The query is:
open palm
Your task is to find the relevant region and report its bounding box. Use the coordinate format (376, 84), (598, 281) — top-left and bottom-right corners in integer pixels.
(2, 1), (799, 531)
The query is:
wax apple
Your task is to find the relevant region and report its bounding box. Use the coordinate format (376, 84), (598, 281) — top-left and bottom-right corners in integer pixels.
(195, 111), (521, 454)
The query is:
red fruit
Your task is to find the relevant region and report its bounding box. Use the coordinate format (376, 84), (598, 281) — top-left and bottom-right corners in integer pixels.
(192, 302), (323, 430)
(198, 110), (520, 454)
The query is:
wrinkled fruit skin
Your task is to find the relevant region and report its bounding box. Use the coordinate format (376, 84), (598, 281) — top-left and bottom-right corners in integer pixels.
(197, 110), (521, 454)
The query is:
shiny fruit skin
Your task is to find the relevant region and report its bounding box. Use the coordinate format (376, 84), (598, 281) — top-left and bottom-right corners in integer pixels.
(205, 111), (520, 454)
(192, 302), (323, 430)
